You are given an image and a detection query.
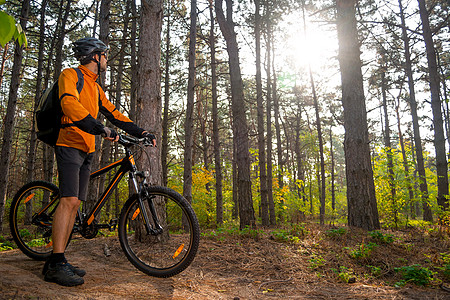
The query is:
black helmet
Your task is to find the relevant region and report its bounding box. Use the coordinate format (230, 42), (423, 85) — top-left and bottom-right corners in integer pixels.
(73, 37), (108, 62)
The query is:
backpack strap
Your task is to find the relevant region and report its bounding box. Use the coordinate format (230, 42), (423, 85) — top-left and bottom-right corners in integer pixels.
(60, 68), (85, 129)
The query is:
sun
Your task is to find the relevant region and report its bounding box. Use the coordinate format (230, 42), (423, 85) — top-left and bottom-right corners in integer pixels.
(280, 13), (338, 74)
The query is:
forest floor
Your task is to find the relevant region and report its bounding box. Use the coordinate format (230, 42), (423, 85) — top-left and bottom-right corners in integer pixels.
(0, 222), (450, 299)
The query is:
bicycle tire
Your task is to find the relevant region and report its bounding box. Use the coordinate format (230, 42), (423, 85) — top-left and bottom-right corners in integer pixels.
(118, 186), (200, 277)
(9, 181), (60, 261)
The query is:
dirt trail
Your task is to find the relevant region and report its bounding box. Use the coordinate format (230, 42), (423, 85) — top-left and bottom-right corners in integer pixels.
(0, 235), (448, 299)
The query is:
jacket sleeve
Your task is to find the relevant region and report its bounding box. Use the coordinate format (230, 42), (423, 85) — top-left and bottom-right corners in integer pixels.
(59, 69), (105, 135)
(97, 85), (145, 137)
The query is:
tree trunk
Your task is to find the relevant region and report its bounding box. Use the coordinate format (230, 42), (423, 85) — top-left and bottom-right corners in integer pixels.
(130, 0), (138, 121)
(0, 0), (30, 233)
(53, 0), (72, 81)
(417, 0), (449, 214)
(86, 0), (111, 212)
(255, 0), (269, 226)
(264, 16), (276, 226)
(209, 1), (223, 226)
(398, 0), (433, 221)
(330, 126), (336, 212)
(300, 1), (326, 225)
(436, 52), (450, 164)
(161, 0), (171, 187)
(381, 67), (397, 227)
(99, 0), (111, 85)
(92, 0), (100, 36)
(183, 0), (197, 206)
(215, 0), (255, 229)
(336, 0), (380, 230)
(273, 63), (283, 193)
(295, 102), (307, 212)
(137, 0), (163, 186)
(26, 0), (48, 184)
(395, 96), (415, 219)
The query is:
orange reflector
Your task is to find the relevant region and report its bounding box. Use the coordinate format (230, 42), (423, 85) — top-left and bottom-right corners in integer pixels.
(173, 244), (185, 259)
(45, 241), (53, 248)
(24, 193), (35, 204)
(132, 208), (140, 220)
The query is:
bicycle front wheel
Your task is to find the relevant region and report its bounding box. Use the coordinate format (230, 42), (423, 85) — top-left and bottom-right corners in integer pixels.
(9, 181), (59, 261)
(118, 186), (200, 277)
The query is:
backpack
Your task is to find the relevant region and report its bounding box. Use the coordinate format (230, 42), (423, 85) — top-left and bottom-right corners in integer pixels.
(35, 68), (84, 146)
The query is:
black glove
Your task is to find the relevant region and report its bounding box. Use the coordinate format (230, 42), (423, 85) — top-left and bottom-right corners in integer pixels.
(142, 132), (156, 146)
(102, 127), (118, 139)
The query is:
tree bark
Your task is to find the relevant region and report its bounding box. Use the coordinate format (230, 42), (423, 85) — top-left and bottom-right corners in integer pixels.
(255, 0), (269, 226)
(264, 16), (276, 226)
(395, 96), (415, 219)
(137, 0), (163, 186)
(336, 0), (380, 230)
(161, 0), (171, 187)
(86, 0), (111, 213)
(0, 0), (31, 233)
(183, 0), (197, 206)
(130, 0), (138, 121)
(215, 0), (255, 228)
(381, 66), (397, 226)
(26, 0), (48, 184)
(417, 0), (449, 214)
(209, 1), (223, 226)
(398, 0), (433, 221)
(330, 126), (336, 212)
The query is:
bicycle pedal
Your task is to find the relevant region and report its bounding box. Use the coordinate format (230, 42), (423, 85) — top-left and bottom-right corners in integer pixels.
(108, 218), (118, 231)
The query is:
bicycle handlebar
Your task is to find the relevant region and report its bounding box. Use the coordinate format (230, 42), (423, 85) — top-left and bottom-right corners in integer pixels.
(118, 134), (154, 147)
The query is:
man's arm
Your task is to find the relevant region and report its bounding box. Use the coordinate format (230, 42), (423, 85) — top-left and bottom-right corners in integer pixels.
(97, 85), (146, 138)
(59, 69), (116, 139)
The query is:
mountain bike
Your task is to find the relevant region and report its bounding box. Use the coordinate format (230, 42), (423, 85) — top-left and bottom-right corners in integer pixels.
(9, 134), (200, 278)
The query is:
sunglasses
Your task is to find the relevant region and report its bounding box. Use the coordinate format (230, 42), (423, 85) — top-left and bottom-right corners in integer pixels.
(101, 52), (108, 60)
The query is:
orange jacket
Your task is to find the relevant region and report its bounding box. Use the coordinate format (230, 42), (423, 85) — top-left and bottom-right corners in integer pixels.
(56, 65), (144, 153)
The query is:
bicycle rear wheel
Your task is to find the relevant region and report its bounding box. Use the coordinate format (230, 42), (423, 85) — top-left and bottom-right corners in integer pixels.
(118, 186), (200, 277)
(9, 181), (59, 261)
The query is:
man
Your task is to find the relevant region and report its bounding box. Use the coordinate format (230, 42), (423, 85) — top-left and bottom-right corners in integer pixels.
(42, 37), (156, 286)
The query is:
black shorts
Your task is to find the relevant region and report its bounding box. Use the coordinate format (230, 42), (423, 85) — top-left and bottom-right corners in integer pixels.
(55, 146), (94, 201)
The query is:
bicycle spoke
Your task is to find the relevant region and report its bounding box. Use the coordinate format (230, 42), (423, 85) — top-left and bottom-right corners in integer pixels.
(10, 181), (60, 260)
(119, 186), (199, 277)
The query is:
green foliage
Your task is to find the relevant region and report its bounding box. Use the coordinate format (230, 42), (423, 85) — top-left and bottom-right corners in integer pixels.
(346, 242), (377, 259)
(19, 228), (31, 239)
(168, 164), (217, 227)
(331, 266), (354, 283)
(372, 145), (440, 228)
(0, 1), (27, 47)
(308, 255), (325, 270)
(270, 224), (309, 244)
(201, 224), (264, 241)
(394, 265), (435, 286)
(325, 227), (347, 238)
(369, 230), (394, 244)
(0, 235), (14, 251)
(366, 265), (381, 277)
(440, 253), (450, 280)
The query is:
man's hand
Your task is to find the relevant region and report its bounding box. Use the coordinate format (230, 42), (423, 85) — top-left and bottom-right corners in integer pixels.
(142, 131), (157, 147)
(102, 127), (119, 142)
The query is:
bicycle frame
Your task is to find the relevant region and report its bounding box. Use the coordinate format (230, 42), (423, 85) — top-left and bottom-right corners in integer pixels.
(83, 147), (137, 226)
(34, 143), (160, 236)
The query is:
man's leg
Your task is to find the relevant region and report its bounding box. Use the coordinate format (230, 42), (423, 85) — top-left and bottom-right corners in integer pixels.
(52, 196), (80, 253)
(44, 147), (86, 286)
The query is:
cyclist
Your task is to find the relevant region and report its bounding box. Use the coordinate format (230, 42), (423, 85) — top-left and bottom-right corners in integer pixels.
(42, 37), (156, 286)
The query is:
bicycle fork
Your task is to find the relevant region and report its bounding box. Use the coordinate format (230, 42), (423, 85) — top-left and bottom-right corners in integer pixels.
(130, 172), (163, 236)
